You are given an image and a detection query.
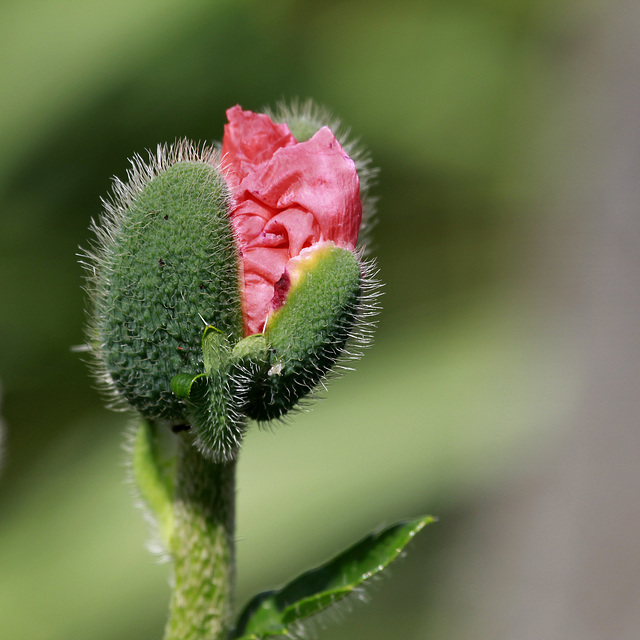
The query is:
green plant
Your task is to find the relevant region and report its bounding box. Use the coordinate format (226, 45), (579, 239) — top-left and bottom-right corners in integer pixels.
(81, 101), (430, 639)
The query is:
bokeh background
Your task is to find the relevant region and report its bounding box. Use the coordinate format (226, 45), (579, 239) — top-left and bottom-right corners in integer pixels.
(2, 1), (639, 639)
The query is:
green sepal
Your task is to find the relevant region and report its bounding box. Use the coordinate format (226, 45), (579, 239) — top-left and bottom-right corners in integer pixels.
(232, 516), (434, 639)
(244, 245), (361, 422)
(94, 159), (243, 422)
(171, 326), (231, 401)
(179, 325), (246, 461)
(131, 420), (176, 550)
(231, 334), (269, 366)
(229, 334), (270, 409)
(170, 372), (207, 399)
(170, 326), (246, 461)
(202, 325), (230, 374)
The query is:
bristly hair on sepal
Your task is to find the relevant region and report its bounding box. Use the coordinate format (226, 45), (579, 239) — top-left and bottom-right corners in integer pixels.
(79, 140), (242, 423)
(187, 370), (248, 463)
(237, 246), (382, 425)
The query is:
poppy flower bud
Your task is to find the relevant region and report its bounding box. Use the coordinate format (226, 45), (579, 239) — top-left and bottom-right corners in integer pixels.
(219, 105), (379, 421)
(83, 104), (379, 461)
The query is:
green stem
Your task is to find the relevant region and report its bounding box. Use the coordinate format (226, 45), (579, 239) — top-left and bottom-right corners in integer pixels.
(164, 433), (237, 640)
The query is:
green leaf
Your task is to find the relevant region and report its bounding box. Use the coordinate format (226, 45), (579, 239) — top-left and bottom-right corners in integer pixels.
(233, 516), (434, 639)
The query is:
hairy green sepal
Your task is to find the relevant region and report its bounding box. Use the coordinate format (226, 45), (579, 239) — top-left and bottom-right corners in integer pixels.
(170, 325), (248, 461)
(233, 517), (433, 639)
(95, 161), (242, 421)
(243, 245), (362, 421)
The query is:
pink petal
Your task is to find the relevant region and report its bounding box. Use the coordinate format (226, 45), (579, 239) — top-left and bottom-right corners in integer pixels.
(239, 128), (361, 249)
(241, 247), (289, 334)
(231, 197), (276, 245)
(262, 208), (319, 255)
(221, 106), (296, 188)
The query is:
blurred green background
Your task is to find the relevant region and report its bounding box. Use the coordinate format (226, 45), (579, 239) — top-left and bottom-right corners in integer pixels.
(0, 1), (590, 638)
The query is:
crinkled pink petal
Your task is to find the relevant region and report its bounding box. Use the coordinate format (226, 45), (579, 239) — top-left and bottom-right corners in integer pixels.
(241, 127), (361, 248)
(222, 105), (296, 189)
(261, 208), (319, 255)
(241, 247), (289, 335)
(242, 246), (289, 283)
(230, 197), (274, 245)
(221, 107), (362, 335)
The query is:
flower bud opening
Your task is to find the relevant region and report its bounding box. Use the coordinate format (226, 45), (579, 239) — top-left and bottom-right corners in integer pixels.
(221, 106), (363, 336)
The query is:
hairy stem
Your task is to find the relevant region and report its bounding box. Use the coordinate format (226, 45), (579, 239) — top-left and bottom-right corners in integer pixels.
(164, 434), (237, 640)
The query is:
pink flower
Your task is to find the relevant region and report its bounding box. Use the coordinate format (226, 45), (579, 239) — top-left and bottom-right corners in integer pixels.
(221, 105), (362, 336)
